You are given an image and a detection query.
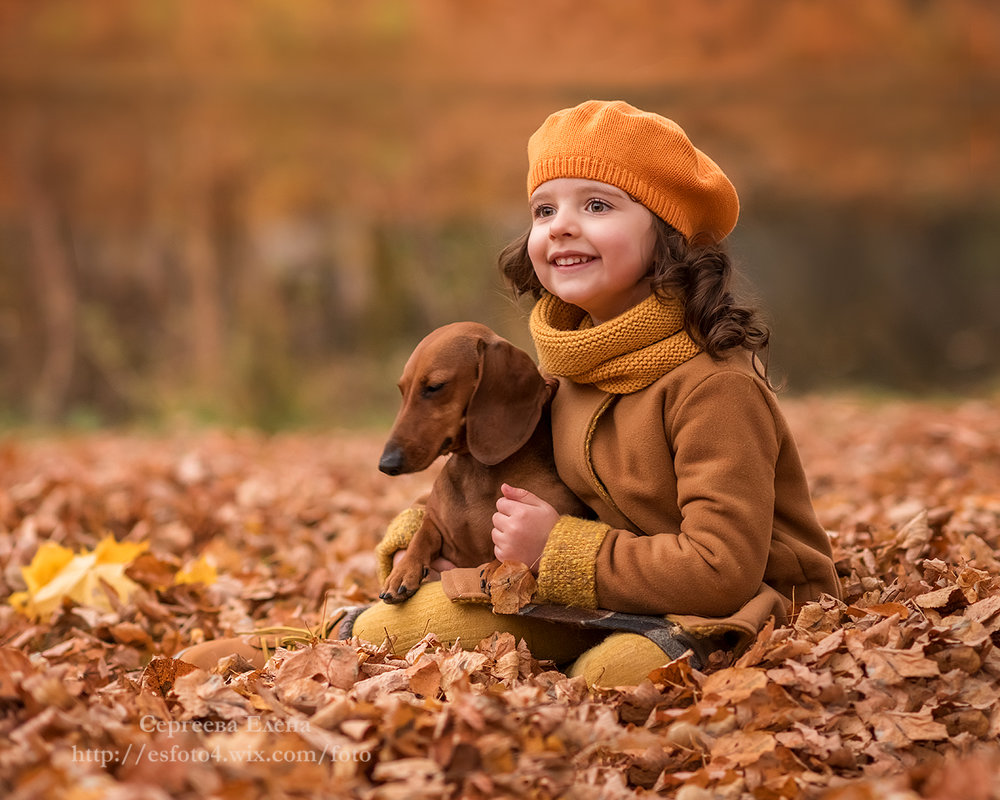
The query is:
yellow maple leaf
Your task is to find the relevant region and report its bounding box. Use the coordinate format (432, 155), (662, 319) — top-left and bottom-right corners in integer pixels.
(174, 555), (218, 586)
(9, 536), (148, 619)
(20, 541), (75, 595)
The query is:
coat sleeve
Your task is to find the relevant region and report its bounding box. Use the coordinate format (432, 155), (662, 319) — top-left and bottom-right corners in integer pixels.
(536, 372), (780, 616)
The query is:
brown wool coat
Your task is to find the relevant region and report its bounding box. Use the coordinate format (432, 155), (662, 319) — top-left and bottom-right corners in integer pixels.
(534, 347), (842, 643)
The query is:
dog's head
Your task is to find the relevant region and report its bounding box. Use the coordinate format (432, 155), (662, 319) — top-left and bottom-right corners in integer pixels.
(379, 322), (550, 475)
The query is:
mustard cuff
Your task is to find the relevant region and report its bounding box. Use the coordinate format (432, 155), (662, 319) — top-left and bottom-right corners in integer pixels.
(535, 516), (610, 609)
(375, 507), (425, 583)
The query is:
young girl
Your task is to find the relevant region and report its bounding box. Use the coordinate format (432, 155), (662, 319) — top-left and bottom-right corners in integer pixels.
(182, 100), (841, 686)
(348, 99), (841, 685)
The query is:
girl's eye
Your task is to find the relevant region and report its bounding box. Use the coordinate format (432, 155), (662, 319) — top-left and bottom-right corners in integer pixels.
(532, 204), (555, 219)
(586, 199), (611, 213)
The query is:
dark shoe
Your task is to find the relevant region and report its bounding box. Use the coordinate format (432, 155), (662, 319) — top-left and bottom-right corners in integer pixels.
(642, 627), (709, 670)
(326, 605), (368, 639)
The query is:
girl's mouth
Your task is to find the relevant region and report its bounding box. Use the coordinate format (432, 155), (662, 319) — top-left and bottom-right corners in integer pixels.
(552, 255), (595, 267)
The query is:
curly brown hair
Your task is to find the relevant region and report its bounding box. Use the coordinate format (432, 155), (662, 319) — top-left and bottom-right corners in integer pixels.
(498, 216), (771, 363)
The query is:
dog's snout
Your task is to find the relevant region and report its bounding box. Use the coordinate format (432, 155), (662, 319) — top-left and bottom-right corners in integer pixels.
(379, 446), (406, 476)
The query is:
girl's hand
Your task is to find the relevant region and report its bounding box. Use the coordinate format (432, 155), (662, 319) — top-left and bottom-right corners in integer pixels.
(491, 483), (559, 574)
(391, 548), (455, 582)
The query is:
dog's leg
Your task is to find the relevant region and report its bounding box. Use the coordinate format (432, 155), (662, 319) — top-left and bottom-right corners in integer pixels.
(379, 517), (444, 603)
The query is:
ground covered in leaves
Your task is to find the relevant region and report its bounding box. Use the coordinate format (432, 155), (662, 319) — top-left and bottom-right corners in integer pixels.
(1, 394), (999, 799)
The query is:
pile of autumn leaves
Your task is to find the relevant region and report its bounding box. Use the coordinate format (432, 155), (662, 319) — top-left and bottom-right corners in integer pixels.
(1, 397), (999, 799)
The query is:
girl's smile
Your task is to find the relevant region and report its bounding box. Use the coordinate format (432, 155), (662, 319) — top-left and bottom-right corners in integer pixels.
(528, 178), (656, 325)
(551, 253), (595, 267)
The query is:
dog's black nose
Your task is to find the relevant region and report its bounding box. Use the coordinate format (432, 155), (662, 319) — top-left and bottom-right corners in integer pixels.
(379, 447), (405, 476)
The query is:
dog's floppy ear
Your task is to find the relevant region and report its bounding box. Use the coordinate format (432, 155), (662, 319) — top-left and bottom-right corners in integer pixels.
(466, 337), (549, 466)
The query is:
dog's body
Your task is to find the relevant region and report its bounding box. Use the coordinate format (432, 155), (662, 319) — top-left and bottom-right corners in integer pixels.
(378, 321), (590, 602)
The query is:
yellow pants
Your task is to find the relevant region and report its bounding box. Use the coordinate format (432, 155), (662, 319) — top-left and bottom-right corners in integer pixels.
(179, 584), (679, 687)
(352, 583), (672, 687)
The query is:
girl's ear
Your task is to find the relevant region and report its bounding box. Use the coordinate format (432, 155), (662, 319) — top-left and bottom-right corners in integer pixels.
(466, 338), (548, 466)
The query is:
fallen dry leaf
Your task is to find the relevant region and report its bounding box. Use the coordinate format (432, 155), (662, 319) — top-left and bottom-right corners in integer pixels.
(0, 398), (998, 798)
(9, 535), (148, 618)
(487, 561), (537, 614)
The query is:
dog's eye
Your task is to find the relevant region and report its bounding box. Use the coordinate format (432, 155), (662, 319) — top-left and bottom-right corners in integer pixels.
(421, 382), (445, 398)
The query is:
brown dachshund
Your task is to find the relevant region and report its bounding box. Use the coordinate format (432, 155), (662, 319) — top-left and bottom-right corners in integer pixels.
(378, 321), (590, 603)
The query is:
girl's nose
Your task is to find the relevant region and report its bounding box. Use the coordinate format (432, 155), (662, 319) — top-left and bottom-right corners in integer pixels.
(548, 208), (579, 238)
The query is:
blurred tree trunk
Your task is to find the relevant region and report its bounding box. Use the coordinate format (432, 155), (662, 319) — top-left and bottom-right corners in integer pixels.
(17, 124), (77, 423)
(183, 200), (224, 402)
(180, 114), (226, 407)
(329, 211), (376, 345)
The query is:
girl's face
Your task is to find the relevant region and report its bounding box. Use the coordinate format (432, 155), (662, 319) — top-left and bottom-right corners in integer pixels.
(528, 178), (657, 324)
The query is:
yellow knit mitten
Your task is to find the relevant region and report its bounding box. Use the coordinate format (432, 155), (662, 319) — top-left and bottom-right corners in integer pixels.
(374, 507), (425, 584)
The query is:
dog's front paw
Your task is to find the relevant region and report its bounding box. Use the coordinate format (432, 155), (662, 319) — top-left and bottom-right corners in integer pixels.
(379, 560), (430, 604)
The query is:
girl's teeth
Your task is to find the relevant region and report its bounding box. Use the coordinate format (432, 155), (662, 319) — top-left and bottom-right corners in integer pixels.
(554, 256), (591, 266)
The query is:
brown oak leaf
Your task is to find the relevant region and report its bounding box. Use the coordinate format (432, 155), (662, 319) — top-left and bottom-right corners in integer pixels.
(488, 561), (537, 614)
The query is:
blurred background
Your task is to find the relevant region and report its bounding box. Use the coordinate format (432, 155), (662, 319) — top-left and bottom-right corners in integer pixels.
(0, 0), (996, 431)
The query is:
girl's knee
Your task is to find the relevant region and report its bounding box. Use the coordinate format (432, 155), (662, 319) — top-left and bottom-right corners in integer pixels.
(567, 632), (669, 687)
(349, 583), (489, 653)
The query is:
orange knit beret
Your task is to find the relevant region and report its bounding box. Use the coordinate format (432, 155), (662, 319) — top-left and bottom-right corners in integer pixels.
(527, 100), (739, 243)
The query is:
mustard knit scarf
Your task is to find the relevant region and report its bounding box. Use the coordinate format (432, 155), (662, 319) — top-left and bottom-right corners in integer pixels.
(530, 292), (701, 394)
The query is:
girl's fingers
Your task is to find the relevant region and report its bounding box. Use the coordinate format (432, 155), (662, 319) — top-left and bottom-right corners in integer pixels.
(498, 484), (545, 511)
(495, 497), (518, 516)
(500, 483), (533, 501)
